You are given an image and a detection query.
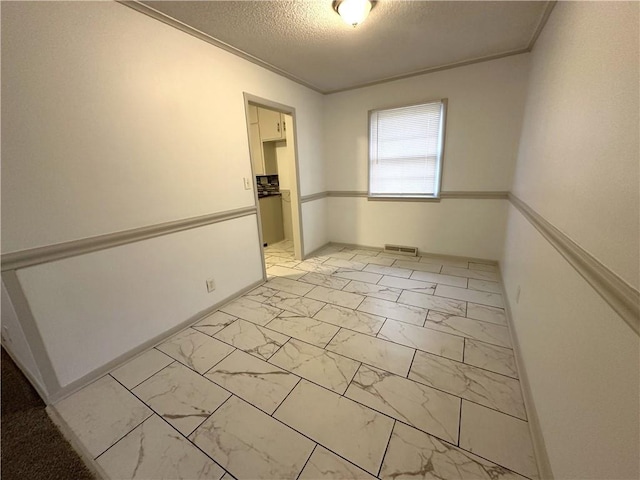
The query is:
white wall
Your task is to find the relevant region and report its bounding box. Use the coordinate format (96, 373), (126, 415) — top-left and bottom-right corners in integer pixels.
(17, 216), (263, 388)
(502, 2), (639, 479)
(323, 54), (530, 259)
(510, 2), (639, 289)
(301, 199), (329, 254)
(1, 1), (324, 399)
(328, 197), (507, 260)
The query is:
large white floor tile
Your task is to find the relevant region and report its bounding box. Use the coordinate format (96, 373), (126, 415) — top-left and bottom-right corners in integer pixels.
(469, 262), (498, 272)
(133, 362), (231, 436)
(435, 284), (504, 308)
(265, 276), (315, 296)
(298, 446), (377, 480)
(410, 270), (468, 288)
(214, 319), (289, 360)
(377, 275), (436, 295)
(266, 265), (306, 280)
(393, 260), (442, 273)
(460, 401), (538, 479)
(377, 252), (420, 262)
(351, 254), (395, 266)
(219, 297), (282, 326)
(193, 311), (239, 336)
(295, 261), (339, 276)
(468, 278), (503, 294)
(299, 271), (350, 290)
(441, 265), (498, 281)
(377, 319), (464, 361)
(269, 338), (360, 394)
(306, 285), (365, 309)
(363, 264), (412, 278)
(409, 351), (526, 419)
(191, 396), (314, 480)
(55, 375), (152, 458)
(324, 257), (367, 270)
(343, 280), (401, 301)
(380, 422), (527, 480)
(157, 329), (235, 374)
(266, 311), (339, 347)
(325, 251), (357, 260)
(111, 349), (174, 389)
(345, 365), (460, 443)
(242, 286), (278, 303)
(206, 349), (299, 414)
(315, 303), (385, 335)
(332, 268), (383, 284)
(264, 290), (326, 317)
(97, 415), (225, 480)
(326, 329), (415, 377)
(420, 255), (469, 268)
(426, 311), (512, 348)
(466, 302), (507, 325)
(398, 290), (466, 316)
(464, 339), (518, 378)
(358, 297), (428, 326)
(274, 380), (394, 475)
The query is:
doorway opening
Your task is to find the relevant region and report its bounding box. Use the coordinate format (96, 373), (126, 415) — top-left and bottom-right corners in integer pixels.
(243, 94), (304, 280)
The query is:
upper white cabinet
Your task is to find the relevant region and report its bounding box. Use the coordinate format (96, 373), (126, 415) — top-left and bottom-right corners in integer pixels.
(258, 107), (286, 141)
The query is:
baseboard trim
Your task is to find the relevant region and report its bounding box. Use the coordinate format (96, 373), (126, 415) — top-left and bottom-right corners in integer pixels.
(497, 263), (555, 480)
(314, 241), (499, 265)
(47, 278), (264, 405)
(1, 206), (257, 271)
(508, 194), (639, 336)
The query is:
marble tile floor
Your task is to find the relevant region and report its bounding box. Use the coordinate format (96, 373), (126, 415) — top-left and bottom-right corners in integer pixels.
(54, 240), (539, 480)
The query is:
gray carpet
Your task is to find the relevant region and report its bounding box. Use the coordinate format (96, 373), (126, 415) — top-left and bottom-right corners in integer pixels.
(1, 347), (95, 480)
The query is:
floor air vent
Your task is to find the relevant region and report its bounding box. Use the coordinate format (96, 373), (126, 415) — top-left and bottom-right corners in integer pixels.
(383, 244), (418, 256)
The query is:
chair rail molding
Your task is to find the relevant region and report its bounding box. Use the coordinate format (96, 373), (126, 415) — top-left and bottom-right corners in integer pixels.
(508, 193), (639, 336)
(1, 206), (258, 271)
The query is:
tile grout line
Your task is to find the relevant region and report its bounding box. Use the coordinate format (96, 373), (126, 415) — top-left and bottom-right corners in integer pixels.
(294, 443), (317, 480)
(202, 289), (516, 380)
(106, 374), (230, 473)
(377, 419), (396, 478)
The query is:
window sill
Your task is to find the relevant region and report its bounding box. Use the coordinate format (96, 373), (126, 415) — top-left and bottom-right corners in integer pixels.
(367, 195), (441, 203)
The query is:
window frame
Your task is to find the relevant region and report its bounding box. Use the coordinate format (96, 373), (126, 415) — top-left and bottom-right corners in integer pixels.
(367, 98), (448, 201)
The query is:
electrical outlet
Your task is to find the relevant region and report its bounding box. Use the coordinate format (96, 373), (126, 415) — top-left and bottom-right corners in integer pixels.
(206, 278), (216, 293)
(516, 286), (521, 304)
(243, 177), (252, 190)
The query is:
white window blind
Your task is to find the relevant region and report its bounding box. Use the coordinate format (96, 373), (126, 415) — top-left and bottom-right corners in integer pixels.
(369, 100), (445, 197)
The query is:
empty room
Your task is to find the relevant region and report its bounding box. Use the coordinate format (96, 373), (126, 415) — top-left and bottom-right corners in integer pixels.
(1, 1), (638, 479)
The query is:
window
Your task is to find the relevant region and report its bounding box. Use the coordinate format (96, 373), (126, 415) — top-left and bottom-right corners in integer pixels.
(368, 99), (447, 198)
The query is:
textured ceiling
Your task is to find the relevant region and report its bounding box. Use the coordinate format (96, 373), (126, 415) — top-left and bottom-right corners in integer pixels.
(139, 0), (553, 93)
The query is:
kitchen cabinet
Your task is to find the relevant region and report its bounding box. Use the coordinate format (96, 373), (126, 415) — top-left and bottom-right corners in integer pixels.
(259, 195), (284, 245)
(258, 107), (286, 141)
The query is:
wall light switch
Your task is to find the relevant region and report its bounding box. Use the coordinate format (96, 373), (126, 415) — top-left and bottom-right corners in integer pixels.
(243, 177), (252, 190)
(206, 278), (216, 293)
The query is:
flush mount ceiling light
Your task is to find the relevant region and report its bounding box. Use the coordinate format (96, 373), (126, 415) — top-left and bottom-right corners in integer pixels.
(333, 0), (375, 27)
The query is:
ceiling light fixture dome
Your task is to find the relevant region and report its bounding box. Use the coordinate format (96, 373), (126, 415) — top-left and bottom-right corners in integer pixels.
(333, 0), (374, 27)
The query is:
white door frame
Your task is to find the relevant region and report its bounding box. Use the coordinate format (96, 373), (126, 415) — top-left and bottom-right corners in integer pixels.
(242, 93), (305, 280)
